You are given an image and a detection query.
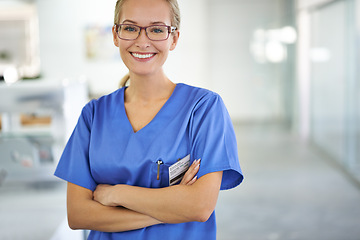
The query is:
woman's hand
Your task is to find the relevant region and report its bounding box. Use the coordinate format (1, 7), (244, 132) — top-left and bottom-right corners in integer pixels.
(93, 184), (119, 207)
(67, 182), (163, 231)
(180, 159), (200, 185)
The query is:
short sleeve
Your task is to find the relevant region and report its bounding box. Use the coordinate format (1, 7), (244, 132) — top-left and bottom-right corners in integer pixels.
(54, 101), (97, 191)
(190, 93), (243, 190)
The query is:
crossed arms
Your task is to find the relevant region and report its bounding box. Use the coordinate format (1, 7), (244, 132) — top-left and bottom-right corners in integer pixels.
(67, 159), (223, 232)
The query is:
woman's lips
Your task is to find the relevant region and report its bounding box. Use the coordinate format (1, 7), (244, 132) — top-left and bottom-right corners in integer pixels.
(131, 52), (156, 60)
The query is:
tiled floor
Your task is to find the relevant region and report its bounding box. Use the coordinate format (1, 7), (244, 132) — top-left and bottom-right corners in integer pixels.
(1, 124), (359, 240)
(216, 124), (360, 240)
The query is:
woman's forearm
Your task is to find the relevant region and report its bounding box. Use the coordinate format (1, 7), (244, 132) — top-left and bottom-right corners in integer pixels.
(116, 184), (209, 223)
(67, 182), (161, 232)
(99, 171), (223, 224)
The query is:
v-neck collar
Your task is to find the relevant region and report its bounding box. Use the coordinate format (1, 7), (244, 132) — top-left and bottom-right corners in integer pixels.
(121, 84), (180, 134)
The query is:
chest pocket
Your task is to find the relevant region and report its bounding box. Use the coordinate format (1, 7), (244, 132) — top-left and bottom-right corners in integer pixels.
(150, 159), (171, 188)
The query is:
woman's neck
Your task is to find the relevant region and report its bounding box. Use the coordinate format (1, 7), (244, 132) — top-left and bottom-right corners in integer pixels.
(125, 71), (176, 103)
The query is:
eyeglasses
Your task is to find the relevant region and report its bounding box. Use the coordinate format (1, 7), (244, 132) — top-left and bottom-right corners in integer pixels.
(115, 24), (177, 41)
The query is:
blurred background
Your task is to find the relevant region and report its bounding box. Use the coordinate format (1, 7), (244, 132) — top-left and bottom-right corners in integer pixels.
(0, 0), (359, 239)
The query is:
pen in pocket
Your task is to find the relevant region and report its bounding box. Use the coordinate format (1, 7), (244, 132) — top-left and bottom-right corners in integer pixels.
(156, 160), (163, 180)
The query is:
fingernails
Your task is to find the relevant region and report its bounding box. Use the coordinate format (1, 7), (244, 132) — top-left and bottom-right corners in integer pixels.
(194, 164), (200, 170)
(192, 159), (201, 165)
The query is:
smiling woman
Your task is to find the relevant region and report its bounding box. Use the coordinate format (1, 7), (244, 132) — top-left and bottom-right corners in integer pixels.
(54, 0), (243, 239)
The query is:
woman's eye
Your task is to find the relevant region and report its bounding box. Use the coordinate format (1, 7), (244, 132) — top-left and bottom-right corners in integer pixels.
(151, 27), (165, 34)
(124, 26), (137, 32)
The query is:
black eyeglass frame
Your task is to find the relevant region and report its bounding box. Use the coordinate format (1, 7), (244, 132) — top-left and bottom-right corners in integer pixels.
(114, 24), (177, 41)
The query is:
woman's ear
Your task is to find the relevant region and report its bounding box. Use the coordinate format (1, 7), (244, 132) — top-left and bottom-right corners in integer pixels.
(112, 25), (120, 47)
(169, 31), (180, 51)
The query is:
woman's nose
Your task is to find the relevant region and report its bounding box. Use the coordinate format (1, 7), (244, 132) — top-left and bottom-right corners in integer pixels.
(135, 29), (150, 48)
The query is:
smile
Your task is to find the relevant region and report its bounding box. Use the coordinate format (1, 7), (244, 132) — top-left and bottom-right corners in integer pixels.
(131, 53), (156, 59)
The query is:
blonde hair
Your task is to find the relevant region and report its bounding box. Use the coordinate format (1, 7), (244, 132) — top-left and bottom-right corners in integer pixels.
(114, 0), (181, 88)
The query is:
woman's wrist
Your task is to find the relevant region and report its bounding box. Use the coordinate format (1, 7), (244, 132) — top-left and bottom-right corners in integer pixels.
(112, 184), (125, 206)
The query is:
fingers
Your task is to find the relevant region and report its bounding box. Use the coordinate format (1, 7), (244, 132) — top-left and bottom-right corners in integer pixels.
(180, 159), (201, 185)
(187, 175), (198, 185)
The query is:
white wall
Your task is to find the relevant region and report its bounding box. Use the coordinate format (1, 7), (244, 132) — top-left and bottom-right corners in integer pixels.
(36, 0), (123, 95)
(208, 0), (291, 121)
(165, 0), (210, 89)
(297, 0), (333, 9)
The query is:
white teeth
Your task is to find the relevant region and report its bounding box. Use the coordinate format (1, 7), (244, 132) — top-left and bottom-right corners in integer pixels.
(132, 53), (155, 59)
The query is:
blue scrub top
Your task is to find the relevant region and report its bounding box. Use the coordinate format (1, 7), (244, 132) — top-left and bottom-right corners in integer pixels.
(55, 83), (243, 240)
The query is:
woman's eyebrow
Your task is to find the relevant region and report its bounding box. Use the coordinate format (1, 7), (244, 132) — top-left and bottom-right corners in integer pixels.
(150, 21), (167, 25)
(122, 19), (137, 24)
(121, 19), (167, 25)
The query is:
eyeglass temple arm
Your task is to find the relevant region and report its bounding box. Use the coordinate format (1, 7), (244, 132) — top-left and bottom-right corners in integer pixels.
(114, 24), (119, 32)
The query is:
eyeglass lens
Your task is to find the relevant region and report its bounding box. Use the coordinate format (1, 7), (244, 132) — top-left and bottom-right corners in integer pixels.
(118, 24), (170, 41)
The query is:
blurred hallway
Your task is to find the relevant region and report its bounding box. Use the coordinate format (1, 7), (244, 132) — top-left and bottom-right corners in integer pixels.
(216, 124), (360, 240)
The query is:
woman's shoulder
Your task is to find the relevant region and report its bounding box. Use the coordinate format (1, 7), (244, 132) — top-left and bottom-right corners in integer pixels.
(175, 83), (228, 115)
(176, 83), (219, 101)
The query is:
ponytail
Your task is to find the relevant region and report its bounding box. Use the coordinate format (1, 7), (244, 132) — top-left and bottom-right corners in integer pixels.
(119, 73), (130, 88)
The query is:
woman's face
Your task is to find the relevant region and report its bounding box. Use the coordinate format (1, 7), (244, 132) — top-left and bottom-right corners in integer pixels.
(113, 0), (179, 78)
